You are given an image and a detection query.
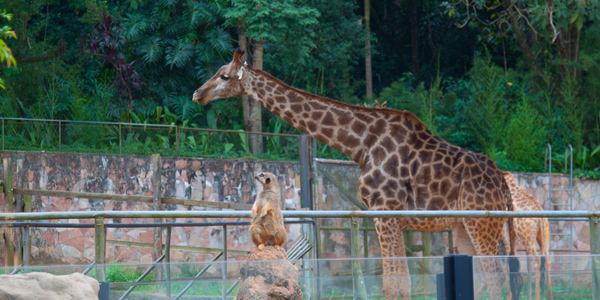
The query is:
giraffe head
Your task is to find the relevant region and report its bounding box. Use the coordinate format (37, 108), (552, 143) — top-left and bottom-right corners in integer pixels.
(192, 48), (248, 105)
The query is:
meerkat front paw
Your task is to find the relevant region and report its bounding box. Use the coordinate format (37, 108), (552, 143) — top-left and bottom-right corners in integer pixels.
(258, 244), (265, 250)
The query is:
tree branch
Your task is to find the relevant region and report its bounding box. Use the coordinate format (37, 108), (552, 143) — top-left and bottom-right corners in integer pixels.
(17, 40), (66, 63)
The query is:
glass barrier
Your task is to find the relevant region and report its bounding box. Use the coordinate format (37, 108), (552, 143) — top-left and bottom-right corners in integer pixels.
(473, 255), (596, 300)
(4, 256), (443, 299)
(6, 255), (598, 299)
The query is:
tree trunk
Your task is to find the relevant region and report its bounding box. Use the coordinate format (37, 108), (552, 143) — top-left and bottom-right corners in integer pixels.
(409, 0), (420, 76)
(504, 0), (542, 79)
(250, 40), (264, 154)
(238, 24), (252, 133)
(364, 0), (373, 98)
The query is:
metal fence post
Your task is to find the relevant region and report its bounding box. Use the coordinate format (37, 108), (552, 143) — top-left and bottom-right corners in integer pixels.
(119, 123), (122, 155)
(166, 227), (172, 299)
(152, 154), (163, 281)
(299, 135), (311, 209)
(95, 216), (106, 281)
(176, 127), (180, 155)
(591, 215), (600, 299)
(98, 281), (110, 300)
(2, 118), (4, 150)
(58, 121), (61, 152)
(436, 273), (445, 299)
(23, 225), (30, 272)
(350, 217), (367, 300)
(443, 254), (474, 300)
(3, 158), (15, 270)
(222, 224), (228, 300)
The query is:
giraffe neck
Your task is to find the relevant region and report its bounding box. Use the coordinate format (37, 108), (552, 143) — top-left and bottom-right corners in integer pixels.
(243, 67), (370, 161)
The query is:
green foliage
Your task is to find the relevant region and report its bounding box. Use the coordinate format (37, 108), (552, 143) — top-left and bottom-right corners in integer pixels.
(465, 52), (508, 155)
(224, 0), (319, 44)
(503, 91), (547, 171)
(0, 9), (16, 89)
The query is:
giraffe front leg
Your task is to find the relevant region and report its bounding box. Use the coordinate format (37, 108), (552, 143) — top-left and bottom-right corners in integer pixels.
(375, 217), (411, 300)
(463, 218), (507, 300)
(452, 222), (488, 299)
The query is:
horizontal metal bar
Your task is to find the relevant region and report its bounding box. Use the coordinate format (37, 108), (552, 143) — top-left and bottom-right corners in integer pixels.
(13, 188), (153, 202)
(314, 158), (358, 165)
(179, 126), (300, 137)
(319, 226), (452, 232)
(0, 219), (315, 228)
(550, 188), (573, 191)
(0, 117), (178, 128)
(1, 210), (600, 221)
(548, 218), (587, 221)
(12, 188), (254, 209)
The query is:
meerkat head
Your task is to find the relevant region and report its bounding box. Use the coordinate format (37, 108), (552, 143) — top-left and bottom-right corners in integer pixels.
(254, 172), (278, 189)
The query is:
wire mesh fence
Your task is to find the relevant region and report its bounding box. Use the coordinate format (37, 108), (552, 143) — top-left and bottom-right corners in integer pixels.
(0, 118), (304, 161)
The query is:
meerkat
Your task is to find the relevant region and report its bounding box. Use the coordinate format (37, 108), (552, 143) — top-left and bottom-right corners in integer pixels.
(250, 172), (287, 250)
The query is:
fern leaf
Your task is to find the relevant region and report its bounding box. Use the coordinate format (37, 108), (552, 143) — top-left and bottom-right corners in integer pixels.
(122, 13), (150, 40)
(140, 37), (164, 64)
(165, 40), (194, 69)
(184, 1), (215, 28)
(165, 17), (186, 37)
(159, 0), (177, 8)
(206, 27), (232, 53)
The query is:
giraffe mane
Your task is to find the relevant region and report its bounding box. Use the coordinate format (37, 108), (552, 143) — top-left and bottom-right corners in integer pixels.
(246, 65), (428, 129)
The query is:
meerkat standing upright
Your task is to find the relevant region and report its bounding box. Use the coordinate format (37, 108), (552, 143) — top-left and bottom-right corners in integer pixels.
(250, 172), (287, 250)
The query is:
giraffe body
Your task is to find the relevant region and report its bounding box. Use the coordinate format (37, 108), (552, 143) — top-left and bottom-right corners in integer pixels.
(193, 49), (520, 299)
(501, 172), (552, 300)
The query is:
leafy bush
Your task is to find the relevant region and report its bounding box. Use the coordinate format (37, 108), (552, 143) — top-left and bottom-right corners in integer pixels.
(503, 91), (548, 172)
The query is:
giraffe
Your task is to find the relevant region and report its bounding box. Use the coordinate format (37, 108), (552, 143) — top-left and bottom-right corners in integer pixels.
(192, 49), (521, 299)
(501, 172), (552, 300)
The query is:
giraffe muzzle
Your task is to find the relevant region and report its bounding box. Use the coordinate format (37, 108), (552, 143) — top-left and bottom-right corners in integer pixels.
(192, 90), (206, 105)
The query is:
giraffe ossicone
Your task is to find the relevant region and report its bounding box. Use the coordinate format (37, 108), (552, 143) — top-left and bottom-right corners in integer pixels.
(193, 48), (522, 300)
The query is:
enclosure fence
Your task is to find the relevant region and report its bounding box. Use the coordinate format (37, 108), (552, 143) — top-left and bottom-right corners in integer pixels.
(1, 209), (600, 299)
(0, 117), (303, 160)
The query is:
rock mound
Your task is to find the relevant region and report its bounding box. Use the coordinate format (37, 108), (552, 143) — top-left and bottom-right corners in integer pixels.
(0, 272), (100, 300)
(235, 246), (302, 300)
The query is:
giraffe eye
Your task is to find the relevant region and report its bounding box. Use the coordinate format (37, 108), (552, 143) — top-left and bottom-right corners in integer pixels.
(220, 74), (230, 81)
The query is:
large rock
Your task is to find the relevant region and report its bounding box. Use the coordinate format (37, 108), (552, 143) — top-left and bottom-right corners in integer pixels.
(235, 246), (302, 300)
(0, 272), (99, 300)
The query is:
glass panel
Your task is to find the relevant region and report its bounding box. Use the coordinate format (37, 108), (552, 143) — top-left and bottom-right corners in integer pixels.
(6, 256), (444, 299)
(473, 255), (596, 299)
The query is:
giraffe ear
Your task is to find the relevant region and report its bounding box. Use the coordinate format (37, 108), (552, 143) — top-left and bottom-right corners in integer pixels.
(237, 66), (245, 80)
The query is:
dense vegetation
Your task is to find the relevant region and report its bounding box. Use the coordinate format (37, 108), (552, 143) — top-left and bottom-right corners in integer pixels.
(1, 0), (600, 177)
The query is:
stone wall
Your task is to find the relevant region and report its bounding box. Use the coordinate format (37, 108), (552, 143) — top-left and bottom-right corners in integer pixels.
(0, 151), (303, 266)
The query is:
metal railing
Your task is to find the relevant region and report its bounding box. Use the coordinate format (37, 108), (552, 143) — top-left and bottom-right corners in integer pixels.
(0, 117), (302, 160)
(1, 209), (600, 299)
(1, 218), (314, 300)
